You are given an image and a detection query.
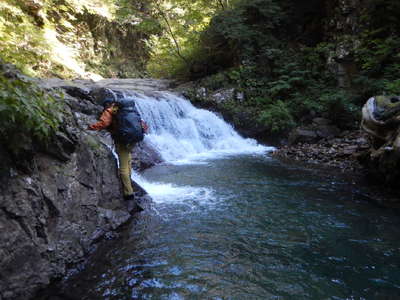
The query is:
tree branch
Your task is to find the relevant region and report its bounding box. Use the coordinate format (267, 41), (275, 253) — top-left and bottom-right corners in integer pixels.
(156, 8), (189, 65)
(217, 0), (225, 9)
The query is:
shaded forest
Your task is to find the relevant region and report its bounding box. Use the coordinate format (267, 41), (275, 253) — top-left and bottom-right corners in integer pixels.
(1, 0), (400, 136)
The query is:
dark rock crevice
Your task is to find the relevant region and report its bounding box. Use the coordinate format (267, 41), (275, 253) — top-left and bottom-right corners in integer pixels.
(0, 207), (34, 242)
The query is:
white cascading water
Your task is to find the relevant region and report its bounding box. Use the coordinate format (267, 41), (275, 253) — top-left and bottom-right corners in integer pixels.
(130, 91), (271, 162)
(121, 91), (274, 202)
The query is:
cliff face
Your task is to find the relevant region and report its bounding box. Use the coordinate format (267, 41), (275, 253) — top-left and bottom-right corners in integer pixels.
(323, 0), (363, 89)
(71, 12), (151, 78)
(0, 135), (130, 300)
(0, 73), (163, 300)
(0, 0), (153, 78)
(277, 0), (366, 88)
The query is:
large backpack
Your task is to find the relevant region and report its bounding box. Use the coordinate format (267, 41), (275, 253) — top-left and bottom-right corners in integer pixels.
(112, 99), (144, 144)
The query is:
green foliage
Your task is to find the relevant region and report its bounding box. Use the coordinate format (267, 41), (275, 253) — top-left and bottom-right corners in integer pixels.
(0, 0), (156, 78)
(2, 0), (400, 136)
(0, 73), (63, 152)
(258, 100), (295, 132)
(197, 41), (361, 132)
(384, 79), (400, 95)
(145, 0), (227, 79)
(200, 72), (231, 90)
(317, 90), (359, 124)
(351, 0), (400, 98)
(0, 0), (53, 76)
(0, 0), (228, 79)
(183, 0), (400, 133)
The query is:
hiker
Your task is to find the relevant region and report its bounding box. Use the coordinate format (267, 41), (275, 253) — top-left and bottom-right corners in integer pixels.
(88, 95), (148, 201)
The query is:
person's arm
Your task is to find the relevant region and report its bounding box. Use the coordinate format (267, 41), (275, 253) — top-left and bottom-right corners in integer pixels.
(88, 107), (114, 131)
(141, 120), (149, 133)
(131, 103), (148, 133)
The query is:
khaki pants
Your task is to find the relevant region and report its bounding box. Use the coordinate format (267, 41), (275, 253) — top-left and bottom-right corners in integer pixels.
(115, 143), (135, 196)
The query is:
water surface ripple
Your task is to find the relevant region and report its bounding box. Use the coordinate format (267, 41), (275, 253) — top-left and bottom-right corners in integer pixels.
(56, 155), (400, 300)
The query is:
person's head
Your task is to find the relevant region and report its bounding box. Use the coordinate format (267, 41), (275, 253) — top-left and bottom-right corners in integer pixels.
(102, 98), (115, 109)
(101, 88), (117, 108)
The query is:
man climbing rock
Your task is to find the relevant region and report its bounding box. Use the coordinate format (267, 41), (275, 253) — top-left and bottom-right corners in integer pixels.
(88, 93), (148, 201)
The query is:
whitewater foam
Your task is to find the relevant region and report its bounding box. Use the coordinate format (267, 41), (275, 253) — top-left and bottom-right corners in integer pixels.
(131, 172), (215, 204)
(129, 91), (274, 163)
(111, 91), (274, 204)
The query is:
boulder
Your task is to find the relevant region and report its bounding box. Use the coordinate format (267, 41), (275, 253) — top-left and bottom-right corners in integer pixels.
(132, 141), (163, 171)
(288, 128), (318, 145)
(206, 88), (245, 104)
(61, 85), (92, 101)
(289, 118), (340, 145)
(312, 117), (332, 126)
(196, 87), (207, 99)
(316, 124), (341, 139)
(360, 95), (400, 185)
(210, 88), (235, 104)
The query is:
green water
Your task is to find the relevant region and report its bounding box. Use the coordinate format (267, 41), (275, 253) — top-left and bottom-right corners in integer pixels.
(47, 155), (400, 300)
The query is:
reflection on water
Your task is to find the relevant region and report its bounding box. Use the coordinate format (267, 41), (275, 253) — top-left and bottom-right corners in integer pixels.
(42, 155), (400, 300)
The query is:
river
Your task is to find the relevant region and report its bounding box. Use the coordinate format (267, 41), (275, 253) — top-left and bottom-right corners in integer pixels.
(40, 92), (400, 300)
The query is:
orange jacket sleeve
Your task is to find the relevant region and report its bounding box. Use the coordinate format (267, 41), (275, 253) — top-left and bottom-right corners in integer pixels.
(88, 107), (114, 131)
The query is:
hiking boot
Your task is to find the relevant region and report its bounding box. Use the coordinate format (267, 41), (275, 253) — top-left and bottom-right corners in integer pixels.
(123, 194), (135, 201)
(123, 193), (145, 212)
(135, 202), (145, 212)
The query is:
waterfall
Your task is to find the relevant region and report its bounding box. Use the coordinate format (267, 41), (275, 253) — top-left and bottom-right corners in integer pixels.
(116, 90), (273, 203)
(125, 91), (272, 164)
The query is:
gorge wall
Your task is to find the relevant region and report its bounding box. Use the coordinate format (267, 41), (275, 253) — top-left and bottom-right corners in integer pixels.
(0, 0), (153, 78)
(0, 67), (165, 300)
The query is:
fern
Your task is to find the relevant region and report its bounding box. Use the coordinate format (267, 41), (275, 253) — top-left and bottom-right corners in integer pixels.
(0, 72), (63, 152)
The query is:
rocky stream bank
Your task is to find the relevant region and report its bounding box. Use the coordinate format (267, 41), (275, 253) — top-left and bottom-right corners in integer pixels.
(0, 65), (171, 300)
(271, 129), (369, 173)
(272, 95), (400, 201)
(179, 85), (400, 206)
(267, 116), (370, 173)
